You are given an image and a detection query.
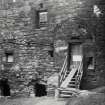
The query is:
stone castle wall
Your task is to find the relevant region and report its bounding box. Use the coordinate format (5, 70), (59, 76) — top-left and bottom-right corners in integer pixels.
(0, 0), (55, 92)
(0, 0), (105, 92)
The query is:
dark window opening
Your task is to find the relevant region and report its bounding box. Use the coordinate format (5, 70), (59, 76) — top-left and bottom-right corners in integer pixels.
(35, 11), (40, 28)
(48, 50), (54, 57)
(5, 52), (14, 63)
(87, 57), (94, 69)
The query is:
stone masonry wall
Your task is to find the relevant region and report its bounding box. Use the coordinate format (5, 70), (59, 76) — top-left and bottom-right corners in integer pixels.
(52, 0), (105, 89)
(0, 0), (55, 92)
(0, 0), (105, 92)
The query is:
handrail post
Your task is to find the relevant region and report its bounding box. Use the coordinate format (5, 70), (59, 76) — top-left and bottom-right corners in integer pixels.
(55, 71), (60, 99)
(75, 59), (83, 89)
(55, 55), (67, 99)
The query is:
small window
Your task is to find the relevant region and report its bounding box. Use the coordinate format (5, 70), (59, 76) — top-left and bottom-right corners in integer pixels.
(87, 57), (94, 69)
(35, 10), (48, 28)
(5, 52), (14, 63)
(39, 11), (48, 26)
(31, 3), (48, 29)
(48, 50), (54, 57)
(35, 4), (48, 29)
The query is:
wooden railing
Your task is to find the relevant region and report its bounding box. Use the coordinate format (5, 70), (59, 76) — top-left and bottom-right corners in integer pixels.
(75, 59), (83, 89)
(59, 55), (68, 86)
(60, 67), (77, 88)
(59, 55), (83, 89)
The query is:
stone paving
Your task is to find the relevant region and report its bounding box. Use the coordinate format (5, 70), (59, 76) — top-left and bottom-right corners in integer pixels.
(0, 96), (67, 105)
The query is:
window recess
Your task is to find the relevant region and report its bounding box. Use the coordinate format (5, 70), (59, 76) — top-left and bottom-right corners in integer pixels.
(87, 56), (94, 69)
(3, 52), (14, 63)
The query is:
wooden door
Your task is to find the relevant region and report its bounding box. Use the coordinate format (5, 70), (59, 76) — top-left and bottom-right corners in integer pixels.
(69, 44), (83, 70)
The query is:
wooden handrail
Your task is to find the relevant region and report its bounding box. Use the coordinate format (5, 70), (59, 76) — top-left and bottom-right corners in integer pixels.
(75, 58), (83, 88)
(60, 56), (83, 89)
(59, 55), (68, 86)
(60, 67), (77, 88)
(60, 55), (67, 75)
(59, 55), (83, 89)
(60, 62), (67, 82)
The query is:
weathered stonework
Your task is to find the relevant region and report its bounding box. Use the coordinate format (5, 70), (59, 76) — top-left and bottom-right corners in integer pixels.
(0, 0), (55, 92)
(52, 0), (105, 90)
(0, 0), (105, 93)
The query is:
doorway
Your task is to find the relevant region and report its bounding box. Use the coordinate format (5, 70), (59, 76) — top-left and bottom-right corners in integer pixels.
(0, 78), (11, 96)
(68, 43), (83, 71)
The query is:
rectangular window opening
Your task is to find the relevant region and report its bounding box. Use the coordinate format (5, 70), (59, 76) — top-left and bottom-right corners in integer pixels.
(48, 50), (54, 57)
(5, 52), (14, 63)
(87, 56), (94, 69)
(36, 10), (48, 28)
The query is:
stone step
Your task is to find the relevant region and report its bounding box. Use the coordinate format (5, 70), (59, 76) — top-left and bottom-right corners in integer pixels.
(69, 80), (76, 83)
(47, 86), (55, 97)
(58, 88), (79, 98)
(71, 78), (76, 80)
(68, 85), (76, 88)
(47, 91), (55, 97)
(60, 94), (73, 98)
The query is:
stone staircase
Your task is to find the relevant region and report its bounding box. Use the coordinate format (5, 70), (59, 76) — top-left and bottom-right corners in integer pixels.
(58, 88), (79, 98)
(57, 55), (83, 98)
(47, 55), (83, 98)
(47, 85), (56, 97)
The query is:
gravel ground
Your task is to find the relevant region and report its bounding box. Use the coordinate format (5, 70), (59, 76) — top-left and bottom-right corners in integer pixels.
(1, 87), (105, 105)
(66, 93), (105, 105)
(0, 96), (67, 105)
(66, 87), (105, 105)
